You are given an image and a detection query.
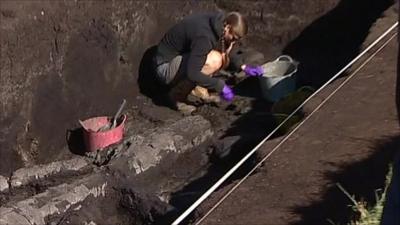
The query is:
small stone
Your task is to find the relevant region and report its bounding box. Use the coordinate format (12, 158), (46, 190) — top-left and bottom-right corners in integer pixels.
(0, 175), (9, 192)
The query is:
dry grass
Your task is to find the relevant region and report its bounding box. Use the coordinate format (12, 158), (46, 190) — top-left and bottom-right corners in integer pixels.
(333, 166), (392, 225)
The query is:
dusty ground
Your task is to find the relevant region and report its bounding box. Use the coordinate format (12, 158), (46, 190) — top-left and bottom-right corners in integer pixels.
(191, 4), (399, 225)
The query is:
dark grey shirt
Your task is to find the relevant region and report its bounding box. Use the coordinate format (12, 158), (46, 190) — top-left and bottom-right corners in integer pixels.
(155, 12), (226, 92)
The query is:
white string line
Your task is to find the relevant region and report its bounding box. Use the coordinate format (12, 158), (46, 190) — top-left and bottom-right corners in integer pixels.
(171, 21), (398, 225)
(195, 31), (398, 225)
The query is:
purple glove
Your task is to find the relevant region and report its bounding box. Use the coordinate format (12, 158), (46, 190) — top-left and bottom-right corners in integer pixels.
(220, 85), (234, 102)
(243, 65), (264, 77)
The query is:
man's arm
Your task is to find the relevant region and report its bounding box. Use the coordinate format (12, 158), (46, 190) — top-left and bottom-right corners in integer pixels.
(186, 37), (225, 92)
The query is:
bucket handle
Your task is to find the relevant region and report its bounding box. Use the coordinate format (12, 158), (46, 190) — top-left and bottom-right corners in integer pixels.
(276, 55), (293, 63)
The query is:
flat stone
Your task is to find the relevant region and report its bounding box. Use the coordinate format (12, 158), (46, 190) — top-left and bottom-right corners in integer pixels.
(0, 209), (31, 225)
(0, 175), (8, 192)
(10, 157), (88, 188)
(1, 173), (107, 225)
(84, 221), (97, 225)
(111, 115), (213, 175)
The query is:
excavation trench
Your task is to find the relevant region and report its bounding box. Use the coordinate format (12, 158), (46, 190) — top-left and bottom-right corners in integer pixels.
(0, 0), (396, 224)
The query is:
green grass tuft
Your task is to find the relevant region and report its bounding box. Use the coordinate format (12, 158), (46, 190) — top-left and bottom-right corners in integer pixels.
(335, 166), (392, 225)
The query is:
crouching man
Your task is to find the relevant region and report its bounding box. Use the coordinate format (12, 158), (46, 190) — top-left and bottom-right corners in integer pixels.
(152, 11), (264, 115)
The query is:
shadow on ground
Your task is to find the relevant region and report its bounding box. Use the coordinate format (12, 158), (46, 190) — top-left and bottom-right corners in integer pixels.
(66, 127), (86, 156)
(149, 0), (395, 224)
(397, 18), (400, 125)
(381, 11), (400, 224)
(283, 0), (394, 88)
(291, 135), (400, 225)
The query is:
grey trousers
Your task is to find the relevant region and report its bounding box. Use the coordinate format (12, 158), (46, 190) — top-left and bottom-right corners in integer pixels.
(154, 55), (195, 102)
(155, 55), (184, 85)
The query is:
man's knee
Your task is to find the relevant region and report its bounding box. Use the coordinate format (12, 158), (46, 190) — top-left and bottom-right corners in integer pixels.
(204, 50), (223, 74)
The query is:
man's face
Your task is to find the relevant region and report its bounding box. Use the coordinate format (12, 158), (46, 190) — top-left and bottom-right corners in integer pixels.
(223, 25), (240, 44)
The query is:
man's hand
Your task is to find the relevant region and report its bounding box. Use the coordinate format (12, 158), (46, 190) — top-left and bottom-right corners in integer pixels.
(220, 85), (234, 102)
(221, 52), (230, 69)
(243, 65), (264, 77)
(226, 41), (235, 54)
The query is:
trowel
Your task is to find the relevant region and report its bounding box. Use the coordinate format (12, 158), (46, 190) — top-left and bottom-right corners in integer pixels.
(98, 99), (127, 132)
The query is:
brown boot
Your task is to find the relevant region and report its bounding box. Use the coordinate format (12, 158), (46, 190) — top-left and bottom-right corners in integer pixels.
(191, 86), (221, 103)
(176, 102), (197, 116)
(191, 86), (210, 99)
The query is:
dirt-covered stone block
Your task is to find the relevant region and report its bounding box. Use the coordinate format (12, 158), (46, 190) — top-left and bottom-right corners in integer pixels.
(1, 173), (107, 225)
(0, 208), (31, 225)
(111, 115), (213, 175)
(10, 157), (88, 188)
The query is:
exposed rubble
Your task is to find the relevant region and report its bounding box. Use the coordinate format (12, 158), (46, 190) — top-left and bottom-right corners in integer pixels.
(0, 115), (213, 225)
(10, 157), (89, 188)
(1, 0), (396, 224)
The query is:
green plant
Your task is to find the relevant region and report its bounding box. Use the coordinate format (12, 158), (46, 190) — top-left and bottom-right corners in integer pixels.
(335, 166), (392, 225)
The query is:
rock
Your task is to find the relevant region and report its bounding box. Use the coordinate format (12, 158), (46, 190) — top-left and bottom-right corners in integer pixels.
(0, 208), (31, 225)
(0, 175), (8, 192)
(212, 136), (242, 159)
(2, 116), (213, 224)
(111, 115), (213, 175)
(10, 157), (88, 188)
(1, 173), (107, 225)
(84, 221), (97, 225)
(120, 189), (173, 223)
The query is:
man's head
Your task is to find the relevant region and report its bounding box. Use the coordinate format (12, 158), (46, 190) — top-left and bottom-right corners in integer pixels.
(223, 12), (248, 43)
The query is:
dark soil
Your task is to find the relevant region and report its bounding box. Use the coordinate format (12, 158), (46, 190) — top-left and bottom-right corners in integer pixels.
(1, 0), (341, 176)
(190, 3), (399, 225)
(1, 1), (398, 225)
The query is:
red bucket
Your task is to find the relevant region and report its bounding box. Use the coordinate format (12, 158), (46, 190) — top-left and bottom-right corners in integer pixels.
(80, 115), (126, 152)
